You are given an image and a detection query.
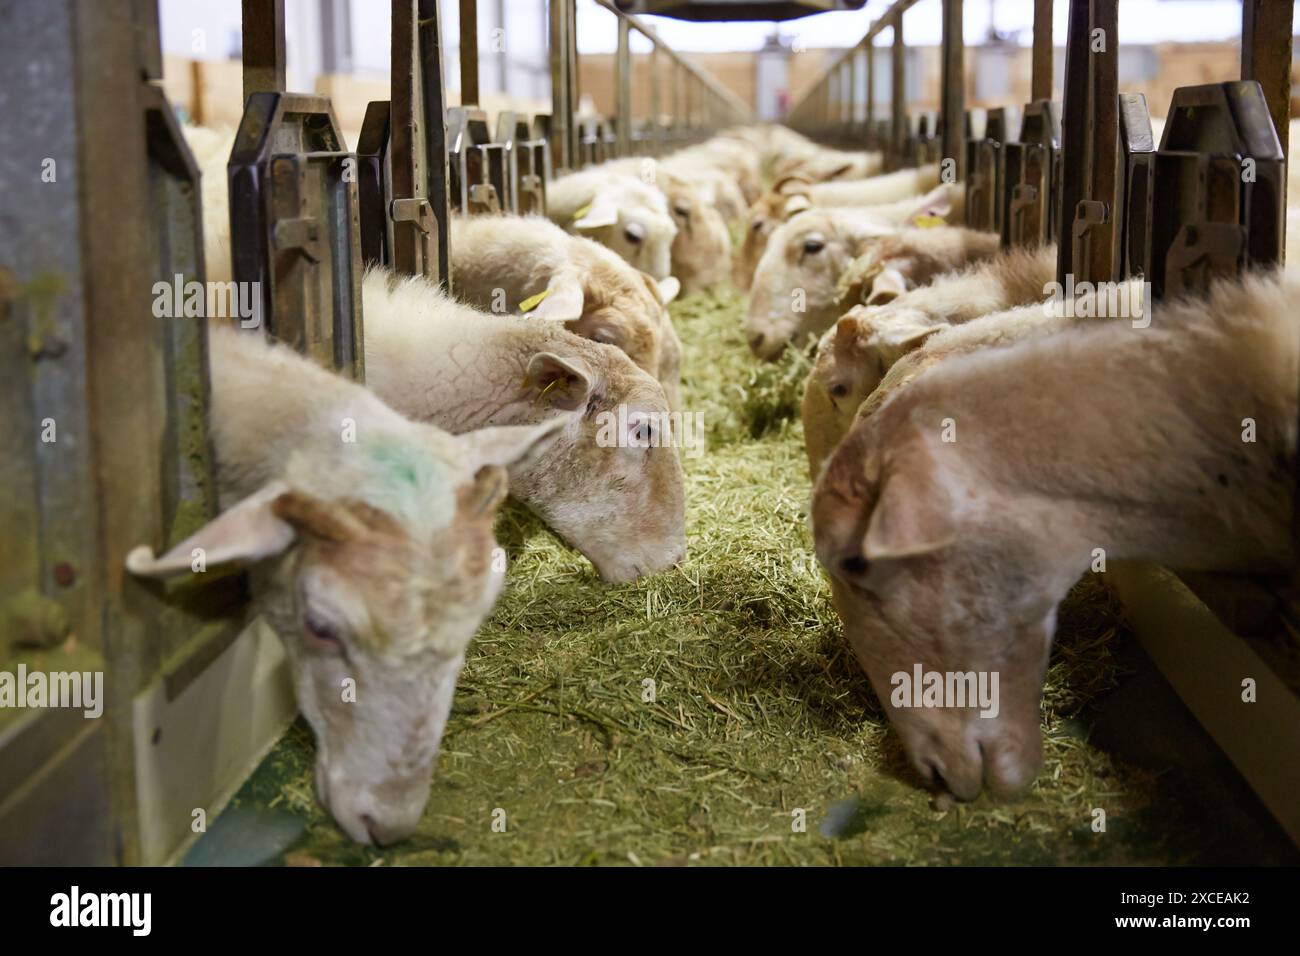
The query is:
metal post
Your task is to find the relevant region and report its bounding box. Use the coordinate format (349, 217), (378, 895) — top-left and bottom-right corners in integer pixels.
(673, 60), (683, 137)
(460, 0), (479, 106)
(241, 0), (286, 100)
(617, 16), (631, 155)
(1058, 0), (1119, 286)
(549, 0), (574, 171)
(1242, 0), (1294, 230)
(650, 43), (662, 151)
(940, 0), (964, 180)
(891, 18), (906, 160)
(391, 0), (450, 285)
(1032, 0), (1053, 102)
(865, 41), (875, 144)
(566, 0), (579, 160)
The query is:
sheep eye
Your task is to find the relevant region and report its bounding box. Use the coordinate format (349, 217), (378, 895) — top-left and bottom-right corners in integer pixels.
(624, 227), (643, 245)
(802, 237), (825, 255)
(304, 610), (344, 652)
(750, 219), (767, 233)
(673, 203), (691, 218)
(829, 383), (850, 400)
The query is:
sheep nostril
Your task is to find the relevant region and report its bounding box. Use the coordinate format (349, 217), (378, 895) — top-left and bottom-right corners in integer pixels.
(748, 333), (765, 350)
(840, 555), (868, 575)
(925, 759), (947, 791)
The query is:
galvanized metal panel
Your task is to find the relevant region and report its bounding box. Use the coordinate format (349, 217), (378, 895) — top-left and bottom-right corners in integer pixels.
(448, 107), (507, 214)
(228, 92), (365, 379)
(1002, 100), (1061, 248)
(1149, 82), (1284, 300)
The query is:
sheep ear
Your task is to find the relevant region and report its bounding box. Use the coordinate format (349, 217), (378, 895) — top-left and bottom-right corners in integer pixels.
(523, 352), (594, 411)
(863, 438), (961, 560)
(909, 184), (954, 224)
(867, 264), (911, 305)
(125, 481), (296, 579)
(457, 418), (567, 472)
(772, 174), (812, 195)
(572, 193), (620, 230)
(870, 312), (947, 365)
(528, 275), (585, 322)
(833, 312), (866, 350)
(782, 194), (812, 217)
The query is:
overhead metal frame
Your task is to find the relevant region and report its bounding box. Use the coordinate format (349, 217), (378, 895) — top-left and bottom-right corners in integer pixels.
(594, 0), (753, 158)
(785, 0), (958, 173)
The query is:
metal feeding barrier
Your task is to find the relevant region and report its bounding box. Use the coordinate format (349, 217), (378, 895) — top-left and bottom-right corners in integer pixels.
(0, 0), (746, 866)
(788, 0), (1300, 847)
(356, 0), (749, 289)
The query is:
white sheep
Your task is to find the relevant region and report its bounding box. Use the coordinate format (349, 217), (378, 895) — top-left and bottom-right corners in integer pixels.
(801, 244), (1062, 478)
(546, 168), (677, 280)
(746, 213), (1018, 361)
(450, 214), (683, 410)
(736, 167), (954, 291)
(603, 158), (734, 292)
(812, 268), (1298, 804)
(361, 267), (687, 582)
(771, 144), (884, 184)
(126, 324), (561, 846)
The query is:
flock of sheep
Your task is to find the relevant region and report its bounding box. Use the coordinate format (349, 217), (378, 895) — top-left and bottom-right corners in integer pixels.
(129, 120), (1299, 845)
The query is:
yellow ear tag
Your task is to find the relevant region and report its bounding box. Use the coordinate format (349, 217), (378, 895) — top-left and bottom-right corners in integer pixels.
(572, 202), (593, 222)
(534, 377), (563, 405)
(913, 214), (946, 229)
(519, 288), (552, 313)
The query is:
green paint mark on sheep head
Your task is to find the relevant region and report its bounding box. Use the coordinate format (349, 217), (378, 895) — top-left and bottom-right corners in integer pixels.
(360, 433), (456, 539)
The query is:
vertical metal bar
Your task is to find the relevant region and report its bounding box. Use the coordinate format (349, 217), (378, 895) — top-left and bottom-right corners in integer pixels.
(566, 0), (579, 161)
(891, 18), (906, 160)
(650, 42), (662, 151)
(459, 0), (479, 106)
(849, 47), (860, 129)
(1242, 0), (1294, 228)
(865, 41), (875, 140)
(418, 0), (451, 283)
(673, 60), (683, 135)
(549, 0), (572, 170)
(1058, 0), (1119, 286)
(841, 61), (851, 128)
(241, 0), (286, 100)
(941, 0), (965, 180)
(1032, 0), (1054, 102)
(617, 16), (631, 155)
(391, 0), (449, 285)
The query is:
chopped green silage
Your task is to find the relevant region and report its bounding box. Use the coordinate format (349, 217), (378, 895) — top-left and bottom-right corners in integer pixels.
(213, 280), (1297, 867)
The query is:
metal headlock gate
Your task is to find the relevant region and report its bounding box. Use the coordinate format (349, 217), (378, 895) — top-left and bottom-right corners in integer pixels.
(788, 0), (1300, 846)
(0, 0), (747, 866)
